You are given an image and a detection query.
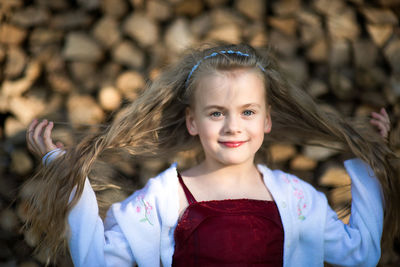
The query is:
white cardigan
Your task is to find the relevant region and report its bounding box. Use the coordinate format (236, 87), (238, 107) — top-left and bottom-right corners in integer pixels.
(66, 159), (383, 267)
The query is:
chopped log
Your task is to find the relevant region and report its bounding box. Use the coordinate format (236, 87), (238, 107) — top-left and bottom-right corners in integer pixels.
(0, 23), (27, 45)
(9, 96), (46, 125)
(99, 62), (122, 87)
(353, 39), (378, 68)
(4, 117), (25, 140)
(307, 79), (329, 98)
(306, 38), (328, 63)
(268, 143), (297, 163)
(206, 24), (241, 44)
(10, 6), (50, 27)
(327, 9), (360, 41)
(112, 40), (145, 69)
(101, 0), (128, 19)
(175, 0), (204, 17)
(249, 30), (268, 48)
(4, 46), (26, 78)
(146, 0), (172, 21)
(297, 9), (324, 44)
(1, 60), (41, 97)
(313, 0), (346, 17)
(319, 165), (351, 186)
(29, 28), (63, 46)
(329, 40), (350, 67)
(366, 24), (393, 47)
(383, 39), (400, 73)
(190, 14), (211, 37)
(235, 0), (266, 20)
(98, 86), (122, 111)
(165, 18), (195, 53)
(271, 0), (301, 16)
(210, 8), (245, 27)
(329, 69), (355, 100)
(290, 155), (318, 171)
(67, 94), (105, 127)
(50, 11), (93, 29)
(92, 16), (121, 49)
(69, 61), (98, 92)
(47, 72), (77, 93)
(63, 32), (104, 62)
(269, 30), (298, 57)
(123, 13), (159, 47)
(361, 7), (398, 24)
(303, 145), (338, 161)
(10, 149), (33, 176)
(116, 71), (145, 100)
(268, 17), (297, 36)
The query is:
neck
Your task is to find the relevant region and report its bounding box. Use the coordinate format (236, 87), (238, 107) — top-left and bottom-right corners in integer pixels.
(196, 158), (260, 186)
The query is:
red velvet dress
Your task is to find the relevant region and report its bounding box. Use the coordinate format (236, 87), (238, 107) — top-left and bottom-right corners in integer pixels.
(172, 173), (284, 266)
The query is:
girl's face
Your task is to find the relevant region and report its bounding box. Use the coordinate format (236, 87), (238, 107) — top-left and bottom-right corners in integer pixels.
(186, 69), (271, 167)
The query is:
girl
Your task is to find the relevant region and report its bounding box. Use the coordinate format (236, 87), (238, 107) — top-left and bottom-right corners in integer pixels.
(24, 44), (398, 266)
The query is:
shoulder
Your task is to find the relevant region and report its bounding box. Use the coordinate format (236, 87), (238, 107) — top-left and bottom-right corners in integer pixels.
(258, 164), (320, 195)
(110, 163), (180, 226)
(258, 164), (328, 221)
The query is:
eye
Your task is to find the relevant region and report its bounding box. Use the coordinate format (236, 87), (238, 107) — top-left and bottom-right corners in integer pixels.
(242, 110), (255, 116)
(210, 111), (223, 117)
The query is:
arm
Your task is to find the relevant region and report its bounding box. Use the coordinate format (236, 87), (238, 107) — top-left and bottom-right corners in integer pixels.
(27, 119), (135, 267)
(67, 177), (135, 267)
(323, 158), (384, 266)
(323, 109), (389, 266)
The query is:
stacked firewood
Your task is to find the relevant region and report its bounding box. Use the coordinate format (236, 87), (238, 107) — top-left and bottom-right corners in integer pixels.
(0, 0), (399, 266)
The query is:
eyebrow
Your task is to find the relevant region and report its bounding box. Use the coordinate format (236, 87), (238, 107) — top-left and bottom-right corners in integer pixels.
(203, 103), (261, 111)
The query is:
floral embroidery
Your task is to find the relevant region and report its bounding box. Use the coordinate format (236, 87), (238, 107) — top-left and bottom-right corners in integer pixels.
(136, 194), (153, 226)
(283, 175), (307, 220)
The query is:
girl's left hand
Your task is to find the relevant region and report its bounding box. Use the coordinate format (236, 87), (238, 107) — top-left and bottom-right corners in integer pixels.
(370, 108), (390, 140)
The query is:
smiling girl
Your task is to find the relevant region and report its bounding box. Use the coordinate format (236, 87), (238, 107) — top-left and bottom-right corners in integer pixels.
(24, 44), (398, 266)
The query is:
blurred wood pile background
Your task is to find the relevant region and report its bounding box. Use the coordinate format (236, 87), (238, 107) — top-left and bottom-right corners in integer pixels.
(0, 0), (400, 266)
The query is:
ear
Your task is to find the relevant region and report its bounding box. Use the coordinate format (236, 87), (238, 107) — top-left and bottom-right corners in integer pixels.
(186, 107), (198, 136)
(264, 106), (272, 134)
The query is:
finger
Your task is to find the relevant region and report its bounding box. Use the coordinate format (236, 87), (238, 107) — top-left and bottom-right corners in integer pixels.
(370, 119), (389, 138)
(27, 119), (43, 156)
(370, 119), (386, 131)
(56, 141), (65, 149)
(371, 112), (386, 122)
(33, 119), (48, 154)
(371, 112), (390, 129)
(26, 119), (38, 148)
(43, 121), (57, 152)
(380, 108), (390, 124)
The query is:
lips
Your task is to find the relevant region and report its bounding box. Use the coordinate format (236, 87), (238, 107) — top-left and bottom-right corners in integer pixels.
(219, 141), (246, 148)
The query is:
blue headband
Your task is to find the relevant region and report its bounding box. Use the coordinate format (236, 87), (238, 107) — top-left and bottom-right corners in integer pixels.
(185, 50), (265, 87)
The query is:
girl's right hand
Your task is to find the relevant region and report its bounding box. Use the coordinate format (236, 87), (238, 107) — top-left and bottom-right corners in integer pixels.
(26, 119), (64, 160)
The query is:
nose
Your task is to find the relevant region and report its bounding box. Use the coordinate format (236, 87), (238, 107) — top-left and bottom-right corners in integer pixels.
(223, 114), (241, 134)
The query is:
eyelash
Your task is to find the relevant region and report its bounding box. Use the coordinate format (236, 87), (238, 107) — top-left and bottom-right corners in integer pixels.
(243, 110), (255, 116)
(209, 110), (255, 118)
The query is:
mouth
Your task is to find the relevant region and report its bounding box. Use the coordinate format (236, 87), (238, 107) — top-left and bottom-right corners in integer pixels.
(218, 141), (247, 148)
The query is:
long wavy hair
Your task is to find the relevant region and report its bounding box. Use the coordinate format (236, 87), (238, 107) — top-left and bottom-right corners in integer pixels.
(21, 43), (400, 263)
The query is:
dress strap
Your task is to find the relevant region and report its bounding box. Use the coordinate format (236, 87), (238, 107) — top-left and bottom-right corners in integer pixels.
(177, 172), (197, 204)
